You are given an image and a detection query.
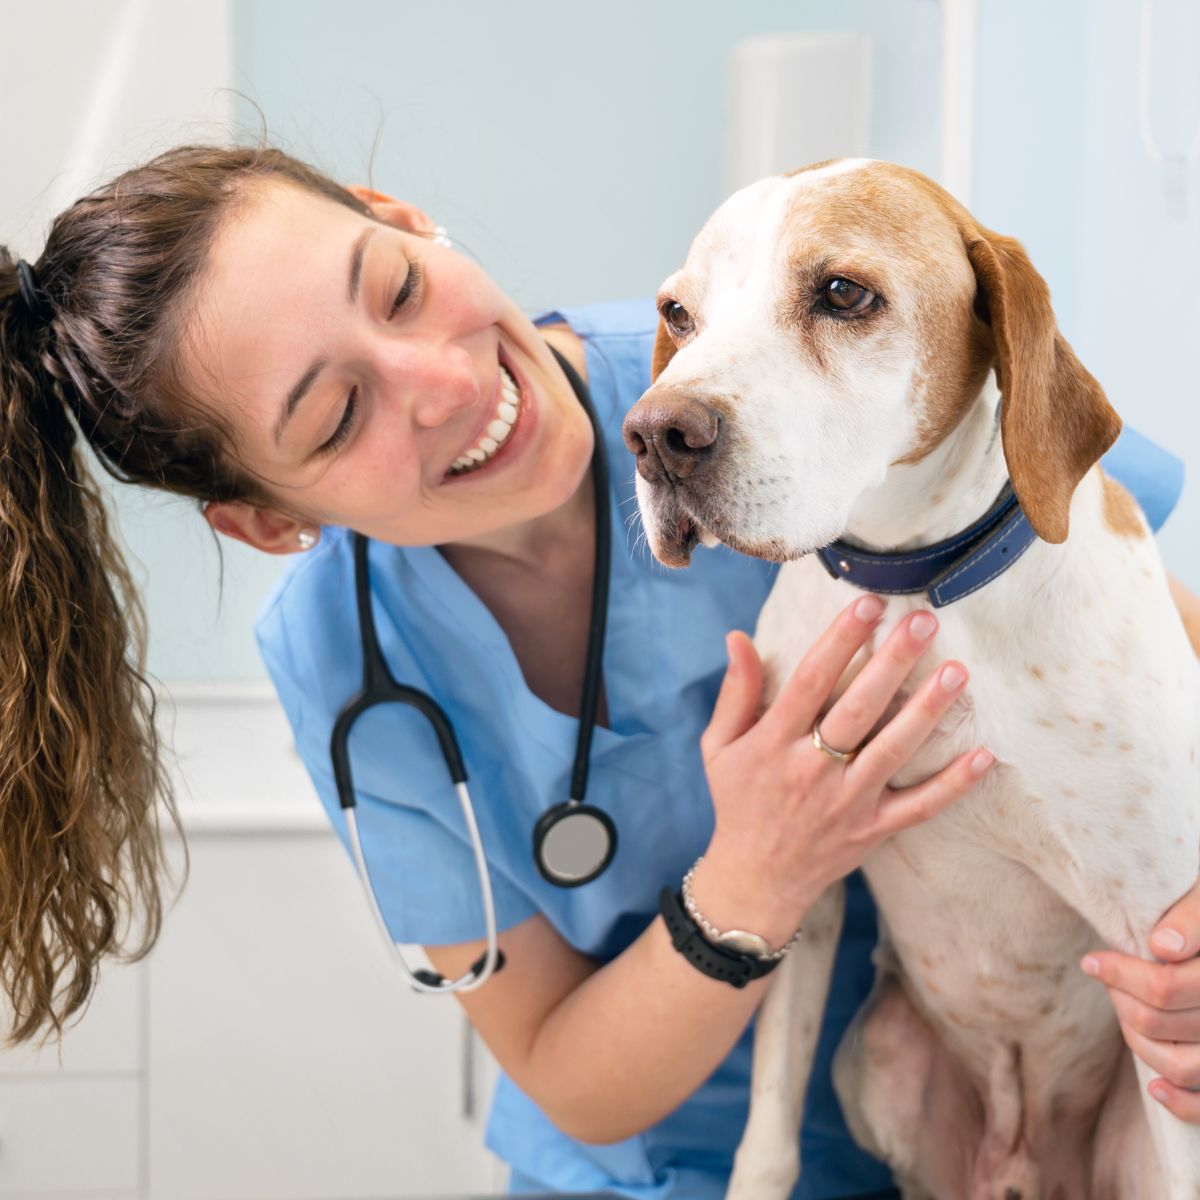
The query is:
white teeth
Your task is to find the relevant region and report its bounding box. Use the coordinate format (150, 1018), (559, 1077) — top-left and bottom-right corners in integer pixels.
(448, 363), (522, 476)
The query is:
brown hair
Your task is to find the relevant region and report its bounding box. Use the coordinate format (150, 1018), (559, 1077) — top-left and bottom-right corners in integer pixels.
(0, 144), (369, 1042)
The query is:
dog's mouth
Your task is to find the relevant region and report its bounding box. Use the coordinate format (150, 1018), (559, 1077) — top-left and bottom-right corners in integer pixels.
(657, 505), (704, 568)
(646, 485), (822, 568)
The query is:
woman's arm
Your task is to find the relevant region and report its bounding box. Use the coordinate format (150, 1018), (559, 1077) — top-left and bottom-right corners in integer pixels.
(427, 598), (992, 1144)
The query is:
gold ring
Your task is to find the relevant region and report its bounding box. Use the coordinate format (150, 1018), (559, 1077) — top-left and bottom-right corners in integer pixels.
(812, 722), (859, 763)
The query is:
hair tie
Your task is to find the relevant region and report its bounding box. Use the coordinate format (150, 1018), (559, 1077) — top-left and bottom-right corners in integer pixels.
(15, 260), (53, 325)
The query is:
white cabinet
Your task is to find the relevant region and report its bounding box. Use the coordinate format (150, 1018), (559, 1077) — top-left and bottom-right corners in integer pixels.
(147, 831), (503, 1199)
(0, 687), (505, 1199)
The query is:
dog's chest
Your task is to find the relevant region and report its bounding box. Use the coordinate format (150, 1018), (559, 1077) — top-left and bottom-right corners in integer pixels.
(752, 538), (1193, 1063)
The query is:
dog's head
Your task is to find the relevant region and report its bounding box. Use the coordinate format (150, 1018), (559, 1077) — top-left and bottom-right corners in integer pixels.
(623, 159), (1121, 567)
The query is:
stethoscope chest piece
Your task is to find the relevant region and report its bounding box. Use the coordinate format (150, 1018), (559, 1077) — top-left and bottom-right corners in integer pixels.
(533, 800), (616, 887)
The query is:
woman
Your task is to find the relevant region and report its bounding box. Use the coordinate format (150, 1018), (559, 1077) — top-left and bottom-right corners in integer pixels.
(2, 144), (1198, 1198)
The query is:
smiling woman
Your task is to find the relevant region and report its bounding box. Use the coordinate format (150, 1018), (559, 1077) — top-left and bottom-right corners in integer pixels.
(186, 176), (594, 555)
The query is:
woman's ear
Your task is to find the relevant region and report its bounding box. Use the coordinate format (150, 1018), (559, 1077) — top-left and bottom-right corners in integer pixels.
(345, 184), (437, 237)
(204, 501), (316, 556)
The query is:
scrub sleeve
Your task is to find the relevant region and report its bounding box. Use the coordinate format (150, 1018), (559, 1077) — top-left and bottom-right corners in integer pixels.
(255, 298), (1186, 1200)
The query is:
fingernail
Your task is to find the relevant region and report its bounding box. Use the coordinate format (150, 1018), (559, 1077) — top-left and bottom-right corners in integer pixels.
(910, 612), (937, 640)
(1153, 927), (1187, 954)
(1150, 1082), (1170, 1105)
(939, 664), (966, 691)
(1081, 955), (1100, 976)
(855, 595), (884, 622)
(969, 749), (995, 775)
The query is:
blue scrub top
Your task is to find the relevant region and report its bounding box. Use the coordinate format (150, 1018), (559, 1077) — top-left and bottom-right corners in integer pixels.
(256, 298), (1184, 1200)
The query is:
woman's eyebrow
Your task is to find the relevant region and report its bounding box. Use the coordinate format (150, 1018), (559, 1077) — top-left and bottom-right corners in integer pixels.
(274, 226), (377, 445)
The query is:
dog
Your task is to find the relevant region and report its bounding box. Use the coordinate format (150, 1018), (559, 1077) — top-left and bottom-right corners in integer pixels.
(622, 159), (1200, 1197)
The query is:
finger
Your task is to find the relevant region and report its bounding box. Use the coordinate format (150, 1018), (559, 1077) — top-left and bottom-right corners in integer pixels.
(817, 610), (940, 753)
(1145, 1076), (1200, 1123)
(870, 747), (995, 839)
(1106, 983), (1200, 1043)
(1081, 951), (1200, 1012)
(1150, 876), (1200, 961)
(849, 660), (972, 794)
(700, 632), (764, 763)
(763, 594), (885, 739)
(1120, 1021), (1200, 1089)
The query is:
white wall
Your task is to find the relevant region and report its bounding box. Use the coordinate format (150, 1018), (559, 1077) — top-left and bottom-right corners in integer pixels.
(973, 0), (1198, 588)
(0, 0), (294, 684)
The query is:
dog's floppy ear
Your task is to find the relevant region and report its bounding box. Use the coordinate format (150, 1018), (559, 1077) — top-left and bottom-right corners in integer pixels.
(651, 318), (678, 381)
(965, 228), (1121, 544)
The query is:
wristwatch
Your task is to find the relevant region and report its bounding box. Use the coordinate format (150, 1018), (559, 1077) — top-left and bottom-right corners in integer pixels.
(658, 862), (797, 988)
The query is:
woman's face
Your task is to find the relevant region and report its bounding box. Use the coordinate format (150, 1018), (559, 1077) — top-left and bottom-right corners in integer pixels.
(186, 180), (594, 551)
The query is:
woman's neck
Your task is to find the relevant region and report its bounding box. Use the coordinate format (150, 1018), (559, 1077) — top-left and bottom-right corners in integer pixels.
(443, 466), (595, 575)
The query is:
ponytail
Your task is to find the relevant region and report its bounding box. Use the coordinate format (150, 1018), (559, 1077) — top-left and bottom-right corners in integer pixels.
(0, 140), (370, 1042)
(0, 250), (178, 1043)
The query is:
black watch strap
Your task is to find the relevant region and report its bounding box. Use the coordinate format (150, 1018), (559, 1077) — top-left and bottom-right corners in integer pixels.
(658, 887), (780, 989)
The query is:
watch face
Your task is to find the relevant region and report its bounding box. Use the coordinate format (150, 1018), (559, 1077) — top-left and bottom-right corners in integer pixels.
(715, 929), (772, 959)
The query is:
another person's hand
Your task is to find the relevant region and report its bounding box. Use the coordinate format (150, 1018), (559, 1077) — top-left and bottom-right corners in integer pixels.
(691, 594), (995, 945)
(1082, 878), (1200, 1123)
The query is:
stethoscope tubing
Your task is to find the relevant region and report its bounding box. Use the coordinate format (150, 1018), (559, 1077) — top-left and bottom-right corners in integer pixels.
(334, 344), (609, 993)
(345, 783), (501, 993)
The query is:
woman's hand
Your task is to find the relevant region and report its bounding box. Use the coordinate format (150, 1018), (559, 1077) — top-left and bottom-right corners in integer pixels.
(1082, 879), (1200, 1122)
(690, 594), (995, 946)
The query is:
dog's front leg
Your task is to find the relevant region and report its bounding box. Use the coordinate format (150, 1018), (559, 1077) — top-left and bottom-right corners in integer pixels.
(727, 881), (846, 1200)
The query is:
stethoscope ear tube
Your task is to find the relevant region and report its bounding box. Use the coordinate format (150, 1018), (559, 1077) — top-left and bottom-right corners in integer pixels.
(345, 786), (503, 994)
(334, 534), (498, 993)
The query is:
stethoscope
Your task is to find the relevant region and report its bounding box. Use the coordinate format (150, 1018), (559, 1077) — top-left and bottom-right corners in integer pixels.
(330, 347), (613, 994)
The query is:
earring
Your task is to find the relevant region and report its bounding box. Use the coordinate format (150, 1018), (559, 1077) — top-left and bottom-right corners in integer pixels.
(432, 224), (452, 249)
(297, 529), (317, 550)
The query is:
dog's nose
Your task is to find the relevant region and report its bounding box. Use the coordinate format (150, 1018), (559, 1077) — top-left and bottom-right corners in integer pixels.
(622, 390), (721, 483)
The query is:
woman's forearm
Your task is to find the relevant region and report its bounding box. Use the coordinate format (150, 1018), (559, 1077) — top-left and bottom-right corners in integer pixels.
(521, 856), (803, 1145)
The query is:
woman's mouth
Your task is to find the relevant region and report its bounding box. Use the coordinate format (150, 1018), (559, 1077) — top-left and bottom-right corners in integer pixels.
(447, 364), (522, 476)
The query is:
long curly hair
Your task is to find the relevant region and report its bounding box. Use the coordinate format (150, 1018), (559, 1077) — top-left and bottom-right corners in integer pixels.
(0, 144), (370, 1042)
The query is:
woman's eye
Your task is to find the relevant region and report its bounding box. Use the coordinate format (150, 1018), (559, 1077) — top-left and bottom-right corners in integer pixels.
(390, 260), (424, 318)
(661, 300), (694, 336)
(821, 278), (875, 314)
(317, 386), (359, 455)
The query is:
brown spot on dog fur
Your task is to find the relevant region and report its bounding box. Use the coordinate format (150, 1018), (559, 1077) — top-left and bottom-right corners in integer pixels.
(1028, 664), (1045, 680)
(1037, 716), (1054, 728)
(1092, 720), (1106, 733)
(1101, 469), (1146, 538)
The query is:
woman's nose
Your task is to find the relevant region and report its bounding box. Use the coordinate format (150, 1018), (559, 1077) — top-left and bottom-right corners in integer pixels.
(387, 342), (481, 429)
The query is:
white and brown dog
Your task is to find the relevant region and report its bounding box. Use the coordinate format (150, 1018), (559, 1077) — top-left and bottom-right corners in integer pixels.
(623, 160), (1200, 1197)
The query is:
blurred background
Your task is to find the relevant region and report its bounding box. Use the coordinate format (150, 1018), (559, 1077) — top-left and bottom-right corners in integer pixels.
(0, 1), (1196, 1197)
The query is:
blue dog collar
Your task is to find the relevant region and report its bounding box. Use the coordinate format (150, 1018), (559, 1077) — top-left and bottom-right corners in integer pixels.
(814, 482), (1038, 608)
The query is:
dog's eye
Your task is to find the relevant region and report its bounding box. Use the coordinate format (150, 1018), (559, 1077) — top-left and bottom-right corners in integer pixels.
(662, 300), (694, 336)
(822, 279), (875, 314)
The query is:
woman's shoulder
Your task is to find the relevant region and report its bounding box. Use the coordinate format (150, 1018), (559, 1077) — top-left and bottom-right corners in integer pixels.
(536, 297), (659, 344)
(253, 526), (362, 705)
